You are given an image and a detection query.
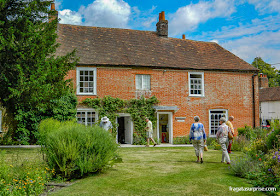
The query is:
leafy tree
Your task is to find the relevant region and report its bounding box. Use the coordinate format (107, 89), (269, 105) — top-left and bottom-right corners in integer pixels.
(0, 0), (78, 144)
(252, 57), (280, 87)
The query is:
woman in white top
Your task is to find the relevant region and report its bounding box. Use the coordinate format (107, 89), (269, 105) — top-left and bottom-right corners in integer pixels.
(216, 117), (230, 164)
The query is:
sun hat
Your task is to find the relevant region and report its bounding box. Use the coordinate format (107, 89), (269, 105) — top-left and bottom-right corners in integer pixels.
(101, 116), (109, 122)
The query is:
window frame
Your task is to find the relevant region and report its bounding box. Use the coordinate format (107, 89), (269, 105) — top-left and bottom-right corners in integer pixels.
(208, 109), (228, 137)
(135, 74), (151, 90)
(76, 67), (97, 95)
(76, 109), (98, 126)
(188, 72), (204, 97)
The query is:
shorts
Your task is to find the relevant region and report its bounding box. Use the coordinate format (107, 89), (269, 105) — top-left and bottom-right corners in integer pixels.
(146, 131), (153, 138)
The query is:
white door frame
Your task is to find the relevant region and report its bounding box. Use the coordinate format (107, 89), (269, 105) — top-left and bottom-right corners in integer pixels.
(116, 113), (133, 144)
(157, 112), (173, 144)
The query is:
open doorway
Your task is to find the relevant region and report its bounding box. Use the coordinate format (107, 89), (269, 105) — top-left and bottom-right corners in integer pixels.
(117, 114), (133, 144)
(157, 112), (173, 143)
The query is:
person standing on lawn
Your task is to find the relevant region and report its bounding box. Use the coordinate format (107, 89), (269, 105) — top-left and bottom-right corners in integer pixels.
(145, 117), (157, 147)
(216, 117), (230, 164)
(189, 116), (207, 163)
(99, 116), (113, 132)
(226, 116), (234, 153)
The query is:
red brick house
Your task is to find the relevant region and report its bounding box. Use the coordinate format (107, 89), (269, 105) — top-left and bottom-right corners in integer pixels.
(54, 10), (259, 144)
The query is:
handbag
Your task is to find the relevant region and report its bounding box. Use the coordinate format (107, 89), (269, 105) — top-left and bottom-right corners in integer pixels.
(228, 129), (234, 140)
(204, 144), (208, 151)
(204, 141), (208, 151)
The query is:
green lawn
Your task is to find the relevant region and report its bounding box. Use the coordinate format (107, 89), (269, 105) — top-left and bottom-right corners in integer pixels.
(51, 147), (264, 196)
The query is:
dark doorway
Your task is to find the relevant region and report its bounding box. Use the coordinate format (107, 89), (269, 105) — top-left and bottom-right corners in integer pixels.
(117, 117), (125, 144)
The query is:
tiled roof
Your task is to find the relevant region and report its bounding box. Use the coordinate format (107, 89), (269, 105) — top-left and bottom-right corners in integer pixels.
(56, 24), (258, 72)
(259, 87), (280, 102)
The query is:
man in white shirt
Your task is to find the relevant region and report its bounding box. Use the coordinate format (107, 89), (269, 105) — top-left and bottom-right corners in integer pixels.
(145, 117), (157, 147)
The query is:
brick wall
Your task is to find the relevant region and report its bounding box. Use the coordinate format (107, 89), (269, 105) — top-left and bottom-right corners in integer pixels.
(66, 66), (259, 137)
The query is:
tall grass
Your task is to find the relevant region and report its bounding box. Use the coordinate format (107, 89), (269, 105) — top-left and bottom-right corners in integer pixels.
(38, 119), (118, 180)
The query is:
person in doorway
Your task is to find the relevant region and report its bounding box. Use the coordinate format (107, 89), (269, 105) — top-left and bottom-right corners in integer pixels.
(226, 116), (234, 153)
(145, 117), (157, 147)
(216, 117), (230, 164)
(99, 116), (113, 132)
(189, 116), (207, 163)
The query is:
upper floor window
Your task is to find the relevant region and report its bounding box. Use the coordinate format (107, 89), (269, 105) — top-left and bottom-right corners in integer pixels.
(77, 109), (98, 126)
(136, 74), (151, 90)
(188, 72), (204, 96)
(76, 67), (96, 95)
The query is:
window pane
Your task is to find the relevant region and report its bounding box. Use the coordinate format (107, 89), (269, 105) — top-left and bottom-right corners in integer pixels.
(136, 75), (142, 90)
(89, 71), (94, 76)
(143, 75), (150, 90)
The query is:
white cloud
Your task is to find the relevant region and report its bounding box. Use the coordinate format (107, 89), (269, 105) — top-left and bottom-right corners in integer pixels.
(247, 0), (280, 14)
(79, 0), (131, 28)
(58, 9), (82, 25)
(221, 30), (280, 68)
(168, 0), (236, 36)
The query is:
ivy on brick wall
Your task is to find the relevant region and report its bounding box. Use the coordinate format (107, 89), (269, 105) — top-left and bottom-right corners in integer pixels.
(82, 95), (159, 144)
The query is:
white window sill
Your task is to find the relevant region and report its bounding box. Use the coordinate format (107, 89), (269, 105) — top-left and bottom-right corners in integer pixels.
(189, 95), (205, 97)
(77, 93), (97, 96)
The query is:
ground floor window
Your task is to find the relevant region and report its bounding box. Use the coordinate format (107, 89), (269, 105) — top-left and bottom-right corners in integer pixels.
(209, 110), (228, 137)
(77, 109), (97, 126)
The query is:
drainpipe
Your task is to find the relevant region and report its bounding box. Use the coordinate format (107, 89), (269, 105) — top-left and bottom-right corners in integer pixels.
(252, 73), (258, 128)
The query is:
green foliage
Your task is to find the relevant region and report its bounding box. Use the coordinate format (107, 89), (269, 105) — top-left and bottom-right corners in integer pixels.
(266, 121), (280, 150)
(0, 0), (78, 144)
(39, 118), (118, 180)
(231, 135), (250, 151)
(252, 57), (280, 87)
(0, 150), (52, 195)
(230, 155), (261, 178)
(173, 136), (190, 144)
(83, 96), (125, 138)
(231, 125), (280, 195)
(206, 137), (221, 150)
(83, 95), (159, 144)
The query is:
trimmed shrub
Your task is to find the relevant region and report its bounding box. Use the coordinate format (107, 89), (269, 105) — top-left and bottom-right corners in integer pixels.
(39, 119), (118, 179)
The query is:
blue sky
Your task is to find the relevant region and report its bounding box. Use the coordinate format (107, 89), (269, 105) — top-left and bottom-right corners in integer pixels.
(55, 0), (280, 69)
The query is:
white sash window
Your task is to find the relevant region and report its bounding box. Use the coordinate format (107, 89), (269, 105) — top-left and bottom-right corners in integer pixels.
(136, 75), (151, 90)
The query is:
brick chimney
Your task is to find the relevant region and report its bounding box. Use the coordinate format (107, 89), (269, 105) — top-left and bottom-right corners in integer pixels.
(156, 11), (168, 37)
(259, 73), (269, 89)
(49, 3), (58, 23)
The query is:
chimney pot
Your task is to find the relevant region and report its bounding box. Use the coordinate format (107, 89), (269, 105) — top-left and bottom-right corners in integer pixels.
(182, 34), (186, 39)
(159, 12), (162, 21)
(161, 11), (165, 20)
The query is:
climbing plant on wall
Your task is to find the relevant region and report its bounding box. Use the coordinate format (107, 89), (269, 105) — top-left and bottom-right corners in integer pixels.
(82, 96), (159, 144)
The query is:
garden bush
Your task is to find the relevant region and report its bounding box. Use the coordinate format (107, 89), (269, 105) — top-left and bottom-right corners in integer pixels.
(39, 118), (118, 180)
(206, 137), (221, 150)
(266, 128), (280, 150)
(231, 124), (280, 195)
(231, 135), (250, 151)
(173, 136), (190, 144)
(230, 154), (261, 178)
